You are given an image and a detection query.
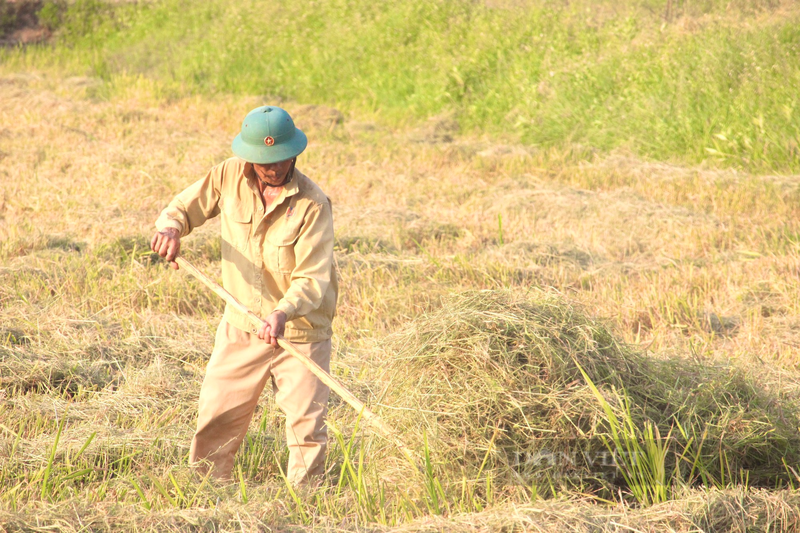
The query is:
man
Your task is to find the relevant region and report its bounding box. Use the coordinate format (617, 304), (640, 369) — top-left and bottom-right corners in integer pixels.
(150, 105), (338, 486)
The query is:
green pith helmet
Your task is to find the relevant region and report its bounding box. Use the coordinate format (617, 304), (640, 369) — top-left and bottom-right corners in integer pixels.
(231, 106), (307, 164)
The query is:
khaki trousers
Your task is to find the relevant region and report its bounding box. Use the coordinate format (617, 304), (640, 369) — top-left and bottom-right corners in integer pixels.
(189, 319), (331, 485)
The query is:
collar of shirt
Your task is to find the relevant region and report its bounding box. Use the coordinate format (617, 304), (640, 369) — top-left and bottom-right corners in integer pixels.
(242, 162), (301, 209)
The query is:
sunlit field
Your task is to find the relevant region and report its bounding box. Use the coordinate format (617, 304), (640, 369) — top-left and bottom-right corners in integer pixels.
(2, 0), (800, 530)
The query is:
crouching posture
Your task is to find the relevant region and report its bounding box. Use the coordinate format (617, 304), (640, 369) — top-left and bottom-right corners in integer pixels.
(150, 106), (337, 485)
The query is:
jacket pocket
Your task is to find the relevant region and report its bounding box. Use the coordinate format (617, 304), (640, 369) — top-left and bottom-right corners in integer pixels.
(265, 219), (302, 274)
(222, 203), (252, 251)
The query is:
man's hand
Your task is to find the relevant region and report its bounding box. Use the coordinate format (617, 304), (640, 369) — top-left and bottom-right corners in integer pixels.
(150, 228), (181, 269)
(258, 310), (287, 347)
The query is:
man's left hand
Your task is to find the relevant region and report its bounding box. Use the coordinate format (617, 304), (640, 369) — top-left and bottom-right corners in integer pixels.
(258, 310), (287, 347)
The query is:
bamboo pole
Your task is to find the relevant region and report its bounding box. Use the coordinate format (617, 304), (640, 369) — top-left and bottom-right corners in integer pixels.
(174, 256), (420, 468)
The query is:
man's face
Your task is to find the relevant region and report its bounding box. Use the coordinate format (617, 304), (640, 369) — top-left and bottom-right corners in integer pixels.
(253, 158), (294, 187)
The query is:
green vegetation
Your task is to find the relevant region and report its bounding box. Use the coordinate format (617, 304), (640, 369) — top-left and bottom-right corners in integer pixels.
(7, 0), (800, 171)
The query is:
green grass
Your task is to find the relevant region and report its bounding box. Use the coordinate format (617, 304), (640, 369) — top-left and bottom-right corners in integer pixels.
(5, 0), (799, 171)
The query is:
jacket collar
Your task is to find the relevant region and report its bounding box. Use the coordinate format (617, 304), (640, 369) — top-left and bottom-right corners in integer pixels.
(243, 161), (300, 198)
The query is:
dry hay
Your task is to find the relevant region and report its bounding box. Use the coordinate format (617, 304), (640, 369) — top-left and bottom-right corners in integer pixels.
(1, 487), (799, 532)
(387, 487), (800, 533)
(375, 290), (800, 490)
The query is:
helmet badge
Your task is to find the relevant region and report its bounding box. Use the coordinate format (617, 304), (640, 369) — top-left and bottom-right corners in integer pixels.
(264, 136), (275, 146)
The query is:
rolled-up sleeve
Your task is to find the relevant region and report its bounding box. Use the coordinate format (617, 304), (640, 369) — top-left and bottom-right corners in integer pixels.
(155, 165), (223, 237)
(274, 200), (334, 321)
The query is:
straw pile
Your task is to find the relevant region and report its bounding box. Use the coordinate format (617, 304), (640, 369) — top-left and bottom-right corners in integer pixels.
(376, 290), (800, 488)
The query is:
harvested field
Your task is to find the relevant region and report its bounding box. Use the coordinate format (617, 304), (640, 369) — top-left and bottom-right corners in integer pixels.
(2, 0), (800, 530)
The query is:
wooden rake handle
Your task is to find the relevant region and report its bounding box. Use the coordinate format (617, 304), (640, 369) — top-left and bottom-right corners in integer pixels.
(173, 256), (419, 468)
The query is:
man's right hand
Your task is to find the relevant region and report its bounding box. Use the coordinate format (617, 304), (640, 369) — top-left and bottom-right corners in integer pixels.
(150, 228), (181, 269)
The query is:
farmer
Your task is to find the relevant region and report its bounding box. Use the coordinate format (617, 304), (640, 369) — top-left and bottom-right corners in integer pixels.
(150, 105), (337, 486)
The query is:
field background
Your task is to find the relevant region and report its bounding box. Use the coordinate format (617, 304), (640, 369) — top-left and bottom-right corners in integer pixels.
(2, 0), (800, 530)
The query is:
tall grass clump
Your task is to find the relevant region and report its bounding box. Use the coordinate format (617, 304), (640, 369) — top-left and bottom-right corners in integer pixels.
(4, 0), (798, 171)
(373, 290), (800, 499)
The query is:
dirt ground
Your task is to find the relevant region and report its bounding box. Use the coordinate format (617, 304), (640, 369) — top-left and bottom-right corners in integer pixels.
(0, 0), (48, 46)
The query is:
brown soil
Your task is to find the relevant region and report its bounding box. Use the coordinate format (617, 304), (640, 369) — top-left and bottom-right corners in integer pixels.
(0, 0), (48, 46)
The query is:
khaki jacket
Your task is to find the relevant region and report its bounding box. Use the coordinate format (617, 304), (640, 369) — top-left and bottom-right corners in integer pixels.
(155, 157), (337, 342)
